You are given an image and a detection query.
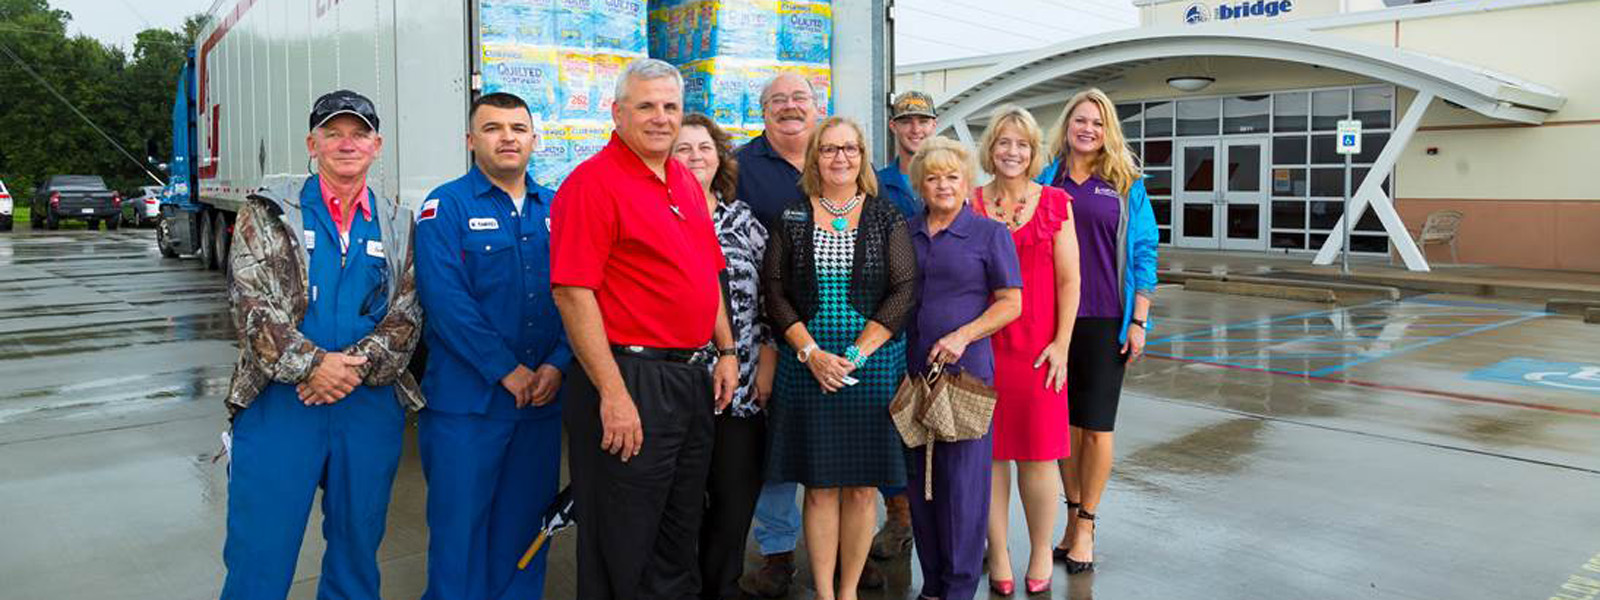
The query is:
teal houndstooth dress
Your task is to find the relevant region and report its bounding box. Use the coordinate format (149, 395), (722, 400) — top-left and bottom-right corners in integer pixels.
(765, 227), (908, 488)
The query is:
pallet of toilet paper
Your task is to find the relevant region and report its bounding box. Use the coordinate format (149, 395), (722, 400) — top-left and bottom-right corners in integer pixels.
(648, 0), (832, 65)
(679, 57), (830, 146)
(478, 0), (648, 187)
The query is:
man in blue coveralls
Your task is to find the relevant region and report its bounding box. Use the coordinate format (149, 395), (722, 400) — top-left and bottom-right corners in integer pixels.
(413, 92), (571, 600)
(221, 89), (423, 600)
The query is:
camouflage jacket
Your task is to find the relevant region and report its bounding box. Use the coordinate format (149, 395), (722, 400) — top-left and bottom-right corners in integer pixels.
(224, 175), (424, 417)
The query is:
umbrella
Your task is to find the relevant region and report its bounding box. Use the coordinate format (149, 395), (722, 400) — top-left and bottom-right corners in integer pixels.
(517, 485), (575, 570)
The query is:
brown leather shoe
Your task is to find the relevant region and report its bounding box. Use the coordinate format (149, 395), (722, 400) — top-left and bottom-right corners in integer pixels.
(869, 518), (914, 559)
(858, 559), (887, 590)
(739, 552), (797, 598)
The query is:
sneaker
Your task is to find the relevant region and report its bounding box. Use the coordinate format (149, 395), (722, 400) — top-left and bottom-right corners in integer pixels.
(740, 552), (797, 598)
(858, 559), (887, 590)
(870, 519), (914, 559)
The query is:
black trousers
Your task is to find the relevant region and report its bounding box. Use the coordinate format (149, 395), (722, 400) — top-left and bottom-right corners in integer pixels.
(698, 413), (766, 600)
(564, 354), (716, 600)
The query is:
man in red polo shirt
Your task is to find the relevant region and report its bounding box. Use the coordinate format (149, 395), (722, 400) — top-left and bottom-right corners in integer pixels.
(551, 58), (740, 600)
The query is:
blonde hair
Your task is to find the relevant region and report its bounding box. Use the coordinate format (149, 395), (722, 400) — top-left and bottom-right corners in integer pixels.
(908, 137), (975, 197)
(977, 104), (1047, 179)
(801, 116), (880, 199)
(1047, 88), (1141, 197)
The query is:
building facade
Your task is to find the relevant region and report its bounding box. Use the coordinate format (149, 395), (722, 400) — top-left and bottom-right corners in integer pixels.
(898, 0), (1598, 272)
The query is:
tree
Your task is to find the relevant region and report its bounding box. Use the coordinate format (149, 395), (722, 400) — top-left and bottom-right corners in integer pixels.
(0, 0), (201, 200)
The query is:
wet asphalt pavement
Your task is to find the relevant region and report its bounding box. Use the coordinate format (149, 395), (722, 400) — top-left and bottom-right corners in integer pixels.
(2, 227), (1599, 600)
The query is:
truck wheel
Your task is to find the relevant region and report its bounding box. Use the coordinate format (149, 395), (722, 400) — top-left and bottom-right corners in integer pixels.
(214, 212), (231, 274)
(156, 217), (180, 258)
(46, 211), (60, 230)
(198, 211), (218, 271)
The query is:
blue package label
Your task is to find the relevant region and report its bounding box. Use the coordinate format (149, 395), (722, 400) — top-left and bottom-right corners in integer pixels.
(594, 0), (648, 54)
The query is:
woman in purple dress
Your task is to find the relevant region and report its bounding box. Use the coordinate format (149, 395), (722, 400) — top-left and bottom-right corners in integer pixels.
(902, 136), (1021, 600)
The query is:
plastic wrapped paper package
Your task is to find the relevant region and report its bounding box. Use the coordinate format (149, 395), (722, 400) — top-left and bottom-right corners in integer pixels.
(594, 0), (648, 54)
(530, 122), (572, 188)
(795, 63), (831, 115)
(482, 44), (561, 120)
(679, 59), (748, 127)
(480, 0), (557, 46)
(776, 0), (830, 65)
(556, 0), (595, 49)
(740, 61), (774, 129)
(558, 51), (597, 120)
(592, 53), (627, 116)
(700, 0), (779, 62)
(567, 122), (613, 177)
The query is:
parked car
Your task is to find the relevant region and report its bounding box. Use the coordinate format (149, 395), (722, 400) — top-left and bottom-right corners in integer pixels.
(31, 175), (121, 230)
(0, 177), (13, 231)
(123, 185), (162, 228)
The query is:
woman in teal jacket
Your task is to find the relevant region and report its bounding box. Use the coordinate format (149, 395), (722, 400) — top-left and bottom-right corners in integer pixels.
(1035, 88), (1158, 574)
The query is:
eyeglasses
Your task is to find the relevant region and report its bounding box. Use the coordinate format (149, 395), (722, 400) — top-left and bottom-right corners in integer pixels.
(819, 144), (861, 158)
(764, 93), (814, 108)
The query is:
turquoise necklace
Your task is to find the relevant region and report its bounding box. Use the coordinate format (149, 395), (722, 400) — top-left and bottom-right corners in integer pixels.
(819, 194), (862, 231)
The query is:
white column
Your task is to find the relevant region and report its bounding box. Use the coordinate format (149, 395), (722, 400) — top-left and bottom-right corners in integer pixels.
(1313, 91), (1433, 271)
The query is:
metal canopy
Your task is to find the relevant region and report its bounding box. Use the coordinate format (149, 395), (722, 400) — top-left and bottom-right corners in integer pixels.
(934, 26), (1565, 130)
(931, 26), (1566, 272)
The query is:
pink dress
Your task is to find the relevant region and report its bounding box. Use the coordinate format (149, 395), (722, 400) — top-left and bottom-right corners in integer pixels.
(974, 185), (1073, 461)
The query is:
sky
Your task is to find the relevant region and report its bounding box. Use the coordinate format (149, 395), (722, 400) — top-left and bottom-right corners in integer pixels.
(46, 0), (1140, 65)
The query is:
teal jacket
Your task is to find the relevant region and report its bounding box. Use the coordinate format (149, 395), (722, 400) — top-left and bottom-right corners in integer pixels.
(1038, 159), (1159, 344)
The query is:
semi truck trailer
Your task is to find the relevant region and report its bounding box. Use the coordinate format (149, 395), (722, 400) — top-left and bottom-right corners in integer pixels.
(157, 0), (891, 268)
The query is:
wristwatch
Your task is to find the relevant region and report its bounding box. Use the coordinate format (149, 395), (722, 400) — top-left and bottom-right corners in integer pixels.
(717, 347), (738, 358)
(796, 343), (819, 363)
(1130, 318), (1146, 329)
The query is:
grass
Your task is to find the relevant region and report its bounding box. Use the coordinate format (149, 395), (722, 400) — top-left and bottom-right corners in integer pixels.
(7, 204), (97, 231)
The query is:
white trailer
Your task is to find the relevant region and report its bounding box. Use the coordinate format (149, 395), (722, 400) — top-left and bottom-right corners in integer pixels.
(162, 0), (890, 270)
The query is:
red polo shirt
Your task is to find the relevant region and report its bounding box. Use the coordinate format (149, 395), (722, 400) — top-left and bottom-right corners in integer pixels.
(551, 133), (725, 348)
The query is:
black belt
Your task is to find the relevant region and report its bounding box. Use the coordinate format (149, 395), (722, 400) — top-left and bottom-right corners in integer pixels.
(611, 344), (709, 364)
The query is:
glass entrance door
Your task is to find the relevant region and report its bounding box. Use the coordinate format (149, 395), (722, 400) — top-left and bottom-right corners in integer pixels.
(1221, 137), (1268, 250)
(1175, 140), (1219, 248)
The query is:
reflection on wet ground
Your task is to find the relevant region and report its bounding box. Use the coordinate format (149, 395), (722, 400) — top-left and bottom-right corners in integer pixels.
(3, 230), (1599, 600)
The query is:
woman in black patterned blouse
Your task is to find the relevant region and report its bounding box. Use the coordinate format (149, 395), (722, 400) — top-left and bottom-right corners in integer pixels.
(673, 113), (777, 600)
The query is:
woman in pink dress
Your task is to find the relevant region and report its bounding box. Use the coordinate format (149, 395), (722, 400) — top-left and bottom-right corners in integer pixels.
(973, 104), (1082, 596)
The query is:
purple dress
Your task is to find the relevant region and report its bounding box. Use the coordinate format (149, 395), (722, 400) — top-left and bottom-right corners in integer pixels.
(905, 207), (1022, 600)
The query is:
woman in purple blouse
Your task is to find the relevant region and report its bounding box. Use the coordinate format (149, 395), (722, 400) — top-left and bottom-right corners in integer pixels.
(903, 136), (1021, 600)
(1039, 88), (1160, 575)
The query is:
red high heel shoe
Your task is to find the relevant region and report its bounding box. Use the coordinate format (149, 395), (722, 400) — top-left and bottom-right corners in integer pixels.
(989, 578), (1015, 595)
(1026, 578), (1051, 594)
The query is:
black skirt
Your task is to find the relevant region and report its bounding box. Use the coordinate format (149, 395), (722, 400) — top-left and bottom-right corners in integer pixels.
(1067, 317), (1128, 432)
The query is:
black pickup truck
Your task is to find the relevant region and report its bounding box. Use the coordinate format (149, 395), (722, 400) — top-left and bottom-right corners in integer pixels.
(31, 175), (122, 230)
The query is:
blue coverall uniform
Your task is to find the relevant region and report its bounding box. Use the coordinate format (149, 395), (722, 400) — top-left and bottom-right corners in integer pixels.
(222, 179), (405, 600)
(414, 165), (571, 600)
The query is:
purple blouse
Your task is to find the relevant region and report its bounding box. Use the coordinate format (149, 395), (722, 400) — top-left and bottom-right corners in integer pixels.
(1056, 174), (1121, 318)
(907, 207), (1023, 384)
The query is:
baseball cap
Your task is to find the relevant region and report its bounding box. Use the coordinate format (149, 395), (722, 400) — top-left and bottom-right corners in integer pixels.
(890, 91), (936, 120)
(309, 89), (380, 132)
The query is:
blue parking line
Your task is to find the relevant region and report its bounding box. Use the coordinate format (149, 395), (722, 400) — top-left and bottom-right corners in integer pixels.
(1305, 313), (1546, 376)
(1146, 299), (1390, 345)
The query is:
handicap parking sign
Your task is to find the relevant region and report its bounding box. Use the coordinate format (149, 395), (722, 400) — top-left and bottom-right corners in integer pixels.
(1468, 357), (1600, 394)
(1337, 120), (1362, 155)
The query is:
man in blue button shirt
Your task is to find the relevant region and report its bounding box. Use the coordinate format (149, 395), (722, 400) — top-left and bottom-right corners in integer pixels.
(876, 90), (939, 220)
(414, 92), (571, 600)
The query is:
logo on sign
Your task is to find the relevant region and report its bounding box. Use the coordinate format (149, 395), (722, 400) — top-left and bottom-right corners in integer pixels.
(1186, 0), (1293, 24)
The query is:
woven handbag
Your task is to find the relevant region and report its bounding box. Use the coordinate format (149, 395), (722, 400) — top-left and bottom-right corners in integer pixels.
(889, 364), (997, 499)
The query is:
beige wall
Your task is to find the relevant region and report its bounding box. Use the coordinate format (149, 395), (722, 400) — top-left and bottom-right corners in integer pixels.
(897, 0), (1600, 270)
(1140, 0), (1343, 27)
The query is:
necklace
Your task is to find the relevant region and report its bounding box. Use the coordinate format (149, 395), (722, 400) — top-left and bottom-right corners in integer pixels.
(988, 192), (1029, 230)
(818, 195), (862, 231)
